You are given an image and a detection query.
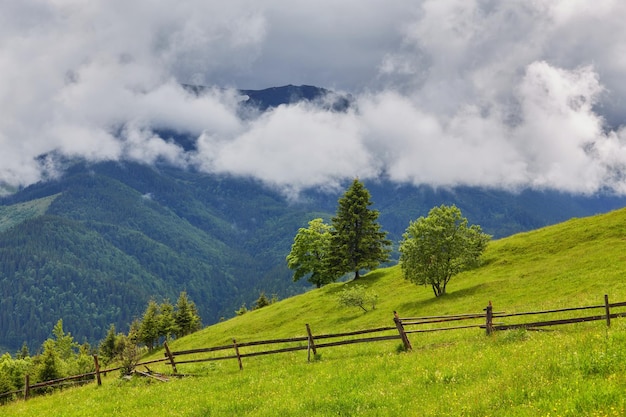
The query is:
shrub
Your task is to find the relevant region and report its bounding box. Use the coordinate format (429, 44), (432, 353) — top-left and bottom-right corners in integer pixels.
(337, 285), (379, 312)
(117, 335), (141, 376)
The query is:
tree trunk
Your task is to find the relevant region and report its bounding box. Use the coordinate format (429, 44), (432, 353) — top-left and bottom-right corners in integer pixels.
(353, 270), (360, 280)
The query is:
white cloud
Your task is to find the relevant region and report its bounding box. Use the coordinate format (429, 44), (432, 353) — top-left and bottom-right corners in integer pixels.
(2, 0), (626, 196)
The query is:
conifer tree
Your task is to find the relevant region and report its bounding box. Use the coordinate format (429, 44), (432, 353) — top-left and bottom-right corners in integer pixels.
(52, 319), (78, 361)
(37, 339), (62, 382)
(254, 291), (271, 309)
(158, 300), (177, 342)
(99, 324), (117, 363)
(174, 292), (201, 338)
(17, 342), (29, 359)
(139, 299), (160, 350)
(327, 179), (391, 280)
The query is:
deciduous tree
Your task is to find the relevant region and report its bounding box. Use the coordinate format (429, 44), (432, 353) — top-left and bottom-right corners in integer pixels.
(337, 284), (379, 312)
(400, 204), (490, 297)
(286, 218), (335, 287)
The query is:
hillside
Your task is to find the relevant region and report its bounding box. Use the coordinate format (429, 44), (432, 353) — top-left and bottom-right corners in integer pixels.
(3, 207), (626, 416)
(168, 205), (626, 349)
(1, 85), (626, 352)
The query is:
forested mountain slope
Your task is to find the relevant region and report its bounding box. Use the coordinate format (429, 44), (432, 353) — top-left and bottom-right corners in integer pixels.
(1, 85), (625, 353)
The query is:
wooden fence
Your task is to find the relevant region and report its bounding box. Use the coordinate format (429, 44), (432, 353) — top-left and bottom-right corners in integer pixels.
(3, 294), (626, 404)
(396, 294), (626, 340)
(163, 323), (401, 371)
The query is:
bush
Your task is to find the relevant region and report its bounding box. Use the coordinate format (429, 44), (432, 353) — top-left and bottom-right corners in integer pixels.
(235, 303), (248, 316)
(337, 285), (379, 312)
(117, 335), (141, 376)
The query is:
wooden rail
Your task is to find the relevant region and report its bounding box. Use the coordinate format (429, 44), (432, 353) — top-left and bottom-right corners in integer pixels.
(166, 323), (402, 370)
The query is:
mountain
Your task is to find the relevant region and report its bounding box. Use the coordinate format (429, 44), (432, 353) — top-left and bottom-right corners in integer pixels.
(1, 85), (625, 353)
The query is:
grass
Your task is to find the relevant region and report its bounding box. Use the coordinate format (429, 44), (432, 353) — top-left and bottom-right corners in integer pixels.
(4, 207), (626, 416)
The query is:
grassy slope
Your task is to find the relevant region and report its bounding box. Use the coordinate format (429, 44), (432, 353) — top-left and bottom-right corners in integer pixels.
(4, 207), (626, 416)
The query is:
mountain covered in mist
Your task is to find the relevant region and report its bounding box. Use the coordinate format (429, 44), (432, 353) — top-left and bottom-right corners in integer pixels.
(1, 85), (625, 353)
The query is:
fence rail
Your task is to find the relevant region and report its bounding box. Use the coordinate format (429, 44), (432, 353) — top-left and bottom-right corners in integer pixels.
(166, 323), (402, 371)
(3, 294), (625, 405)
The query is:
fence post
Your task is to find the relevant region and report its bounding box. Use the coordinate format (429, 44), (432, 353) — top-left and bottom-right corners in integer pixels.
(306, 323), (317, 362)
(393, 311), (412, 351)
(485, 301), (493, 335)
(93, 354), (102, 386)
(23, 374), (30, 401)
(233, 339), (243, 370)
(604, 294), (611, 328)
(163, 341), (178, 374)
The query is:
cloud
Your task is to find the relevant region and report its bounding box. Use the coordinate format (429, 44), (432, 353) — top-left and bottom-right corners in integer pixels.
(2, 0), (626, 196)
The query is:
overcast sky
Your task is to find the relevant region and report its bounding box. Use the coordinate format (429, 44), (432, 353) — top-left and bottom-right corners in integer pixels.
(2, 0), (626, 197)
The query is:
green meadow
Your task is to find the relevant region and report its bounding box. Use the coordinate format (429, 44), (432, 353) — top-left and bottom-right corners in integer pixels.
(4, 207), (626, 416)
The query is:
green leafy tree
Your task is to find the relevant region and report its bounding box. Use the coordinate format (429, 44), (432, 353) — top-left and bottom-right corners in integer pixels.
(327, 179), (391, 280)
(0, 370), (14, 400)
(337, 284), (379, 312)
(400, 204), (491, 297)
(0, 353), (31, 398)
(287, 218), (336, 287)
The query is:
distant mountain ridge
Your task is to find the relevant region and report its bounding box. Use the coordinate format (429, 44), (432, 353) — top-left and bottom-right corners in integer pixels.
(1, 84), (625, 353)
(240, 84), (352, 111)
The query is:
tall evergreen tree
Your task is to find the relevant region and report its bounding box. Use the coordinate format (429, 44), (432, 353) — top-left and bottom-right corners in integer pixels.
(139, 299), (160, 350)
(52, 319), (78, 361)
(327, 179), (391, 280)
(98, 324), (117, 363)
(158, 300), (177, 342)
(174, 292), (201, 338)
(37, 339), (62, 382)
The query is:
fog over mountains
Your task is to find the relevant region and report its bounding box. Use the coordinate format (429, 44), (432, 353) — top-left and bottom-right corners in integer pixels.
(2, 1), (626, 198)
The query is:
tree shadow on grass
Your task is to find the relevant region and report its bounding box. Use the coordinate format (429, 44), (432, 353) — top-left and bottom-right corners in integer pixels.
(322, 270), (387, 296)
(360, 270), (387, 285)
(394, 283), (489, 314)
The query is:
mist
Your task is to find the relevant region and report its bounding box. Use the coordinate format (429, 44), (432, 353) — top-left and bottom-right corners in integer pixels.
(2, 0), (626, 196)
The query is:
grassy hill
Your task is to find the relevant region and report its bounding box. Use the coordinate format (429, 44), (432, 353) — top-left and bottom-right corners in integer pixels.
(4, 207), (626, 416)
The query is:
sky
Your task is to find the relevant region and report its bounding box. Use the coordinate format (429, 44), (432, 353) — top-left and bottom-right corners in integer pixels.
(2, 0), (626, 197)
